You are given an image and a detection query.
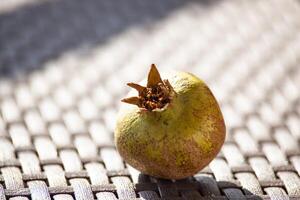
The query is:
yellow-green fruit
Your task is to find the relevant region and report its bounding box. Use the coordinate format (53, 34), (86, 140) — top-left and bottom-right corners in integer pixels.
(115, 65), (225, 179)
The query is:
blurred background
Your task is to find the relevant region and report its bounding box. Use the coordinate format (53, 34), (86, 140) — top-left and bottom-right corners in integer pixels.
(1, 0), (299, 129)
(0, 0), (300, 199)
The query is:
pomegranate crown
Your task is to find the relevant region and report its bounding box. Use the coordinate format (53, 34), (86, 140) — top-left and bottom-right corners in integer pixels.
(121, 64), (175, 111)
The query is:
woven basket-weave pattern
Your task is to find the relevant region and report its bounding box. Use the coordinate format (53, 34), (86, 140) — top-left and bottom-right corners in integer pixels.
(0, 0), (300, 199)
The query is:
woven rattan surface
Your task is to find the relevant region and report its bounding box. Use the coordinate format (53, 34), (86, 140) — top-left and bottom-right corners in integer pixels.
(1, 0), (300, 199)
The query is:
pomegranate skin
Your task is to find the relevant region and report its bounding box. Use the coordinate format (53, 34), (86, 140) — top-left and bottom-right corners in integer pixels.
(115, 71), (225, 179)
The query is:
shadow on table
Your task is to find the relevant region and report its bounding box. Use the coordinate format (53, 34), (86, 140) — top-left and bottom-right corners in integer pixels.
(0, 0), (221, 78)
(137, 173), (263, 199)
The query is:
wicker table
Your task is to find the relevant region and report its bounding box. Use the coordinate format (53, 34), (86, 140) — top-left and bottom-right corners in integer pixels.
(0, 0), (300, 199)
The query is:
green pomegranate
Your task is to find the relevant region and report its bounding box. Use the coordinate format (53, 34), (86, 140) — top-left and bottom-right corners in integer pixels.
(115, 64), (225, 179)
